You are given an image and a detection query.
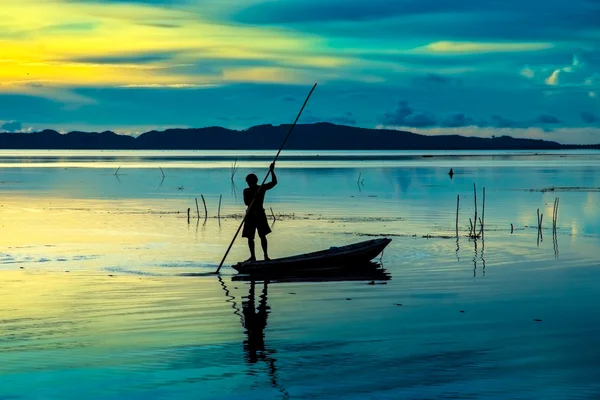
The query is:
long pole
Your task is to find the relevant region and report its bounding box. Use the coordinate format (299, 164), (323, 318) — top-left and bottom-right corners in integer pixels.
(215, 83), (318, 273)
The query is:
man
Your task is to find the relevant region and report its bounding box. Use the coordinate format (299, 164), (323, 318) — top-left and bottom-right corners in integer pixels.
(242, 162), (277, 262)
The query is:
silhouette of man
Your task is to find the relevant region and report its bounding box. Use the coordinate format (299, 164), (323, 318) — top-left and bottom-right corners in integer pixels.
(242, 163), (277, 262)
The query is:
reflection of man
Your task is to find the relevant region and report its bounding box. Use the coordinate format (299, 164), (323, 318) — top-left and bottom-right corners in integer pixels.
(242, 281), (270, 363)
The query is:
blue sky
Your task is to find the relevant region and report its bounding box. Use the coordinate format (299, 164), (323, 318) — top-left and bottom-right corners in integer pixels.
(1, 0), (599, 143)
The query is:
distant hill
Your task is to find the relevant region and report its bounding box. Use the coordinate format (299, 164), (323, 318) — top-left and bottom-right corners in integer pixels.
(1, 123), (598, 150)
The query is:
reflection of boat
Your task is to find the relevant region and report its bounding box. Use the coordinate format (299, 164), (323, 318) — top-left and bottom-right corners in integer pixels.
(232, 238), (392, 276)
(232, 262), (391, 283)
(218, 263), (390, 398)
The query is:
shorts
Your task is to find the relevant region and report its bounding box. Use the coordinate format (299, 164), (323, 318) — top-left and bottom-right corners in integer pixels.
(242, 210), (272, 240)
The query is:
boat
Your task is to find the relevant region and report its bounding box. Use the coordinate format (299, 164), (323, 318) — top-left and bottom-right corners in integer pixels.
(231, 237), (392, 276)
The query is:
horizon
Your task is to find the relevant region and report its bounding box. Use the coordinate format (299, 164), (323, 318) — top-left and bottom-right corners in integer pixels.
(1, 0), (599, 144)
(5, 122), (600, 147)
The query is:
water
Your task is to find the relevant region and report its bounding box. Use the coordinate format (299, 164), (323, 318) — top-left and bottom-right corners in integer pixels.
(1, 150), (600, 399)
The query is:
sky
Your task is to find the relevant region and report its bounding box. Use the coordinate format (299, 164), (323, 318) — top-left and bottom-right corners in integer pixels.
(1, 0), (599, 144)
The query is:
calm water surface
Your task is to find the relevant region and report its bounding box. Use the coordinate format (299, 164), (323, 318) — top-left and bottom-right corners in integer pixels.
(1, 150), (600, 399)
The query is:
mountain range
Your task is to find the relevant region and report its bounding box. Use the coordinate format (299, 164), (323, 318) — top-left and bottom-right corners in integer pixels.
(1, 123), (598, 150)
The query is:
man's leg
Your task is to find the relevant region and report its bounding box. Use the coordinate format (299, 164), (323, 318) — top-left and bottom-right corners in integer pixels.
(247, 238), (256, 262)
(260, 235), (269, 260)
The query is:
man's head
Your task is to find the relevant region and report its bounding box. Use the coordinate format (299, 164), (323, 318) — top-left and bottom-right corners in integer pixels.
(245, 173), (258, 186)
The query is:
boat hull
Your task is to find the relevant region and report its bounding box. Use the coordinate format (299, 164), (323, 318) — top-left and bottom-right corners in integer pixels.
(232, 238), (392, 276)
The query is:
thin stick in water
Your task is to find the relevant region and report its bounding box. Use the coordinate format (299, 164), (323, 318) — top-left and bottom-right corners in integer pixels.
(511, 223), (514, 234)
(114, 166), (121, 176)
(555, 197), (560, 229)
(270, 207), (276, 222)
(473, 183), (478, 235)
(187, 208), (190, 224)
(195, 198), (200, 219)
(456, 194), (460, 238)
(201, 195), (208, 222)
(481, 187), (486, 237)
(159, 166), (165, 178)
(218, 194), (222, 220)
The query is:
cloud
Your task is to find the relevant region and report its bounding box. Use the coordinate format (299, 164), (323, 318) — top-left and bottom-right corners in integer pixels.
(381, 101), (570, 130)
(68, 52), (180, 65)
(381, 101), (436, 127)
(520, 65), (535, 79)
(411, 41), (553, 55)
(0, 120), (23, 132)
(412, 73), (461, 86)
(545, 69), (561, 85)
(581, 111), (598, 123)
(440, 113), (477, 127)
(487, 115), (519, 128)
(536, 114), (561, 124)
(68, 0), (188, 4)
(235, 0), (600, 34)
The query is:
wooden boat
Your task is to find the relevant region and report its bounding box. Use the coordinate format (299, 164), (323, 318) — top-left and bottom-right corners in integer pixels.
(231, 238), (391, 276)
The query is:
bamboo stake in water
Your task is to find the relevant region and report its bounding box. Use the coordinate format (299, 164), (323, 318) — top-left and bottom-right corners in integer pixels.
(201, 195), (207, 222)
(195, 198), (200, 219)
(473, 183), (478, 235)
(218, 194), (222, 220)
(553, 197), (557, 229)
(216, 83), (318, 273)
(456, 194), (460, 238)
(481, 187), (486, 237)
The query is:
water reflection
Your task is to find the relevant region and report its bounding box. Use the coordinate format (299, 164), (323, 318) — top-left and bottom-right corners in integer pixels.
(219, 276), (289, 398)
(219, 265), (391, 397)
(242, 281), (290, 398)
(470, 237), (486, 278)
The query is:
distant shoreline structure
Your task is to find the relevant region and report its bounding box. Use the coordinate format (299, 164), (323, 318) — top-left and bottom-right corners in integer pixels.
(1, 122), (598, 150)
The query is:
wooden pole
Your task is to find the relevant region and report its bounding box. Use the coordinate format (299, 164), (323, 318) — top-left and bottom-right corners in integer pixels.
(555, 197), (559, 229)
(218, 194), (222, 220)
(473, 183), (478, 235)
(215, 83), (318, 273)
(201, 195), (208, 222)
(456, 194), (459, 238)
(195, 198), (200, 219)
(481, 187), (485, 237)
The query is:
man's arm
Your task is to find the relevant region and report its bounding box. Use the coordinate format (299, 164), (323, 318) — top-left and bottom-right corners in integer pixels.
(263, 163), (278, 190)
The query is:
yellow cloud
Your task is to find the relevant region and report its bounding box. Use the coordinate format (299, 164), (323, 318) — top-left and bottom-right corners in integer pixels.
(0, 0), (349, 97)
(545, 69), (561, 85)
(413, 41), (554, 54)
